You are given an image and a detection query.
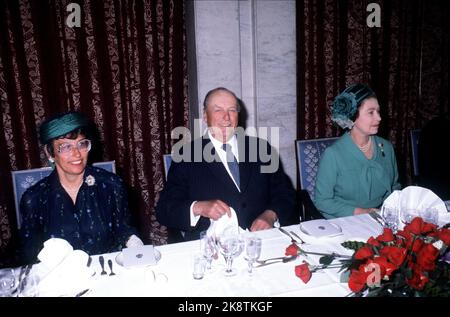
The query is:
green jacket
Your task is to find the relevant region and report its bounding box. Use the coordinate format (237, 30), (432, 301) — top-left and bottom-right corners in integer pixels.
(314, 133), (401, 218)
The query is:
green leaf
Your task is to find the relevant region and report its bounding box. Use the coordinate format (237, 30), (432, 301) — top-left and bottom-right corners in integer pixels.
(319, 255), (335, 265)
(341, 240), (366, 251)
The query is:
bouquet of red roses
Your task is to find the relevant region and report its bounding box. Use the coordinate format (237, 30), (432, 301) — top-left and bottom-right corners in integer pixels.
(342, 217), (450, 296)
(286, 216), (450, 296)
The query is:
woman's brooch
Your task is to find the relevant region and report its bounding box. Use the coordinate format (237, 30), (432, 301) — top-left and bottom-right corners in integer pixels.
(378, 143), (385, 157)
(85, 175), (96, 186)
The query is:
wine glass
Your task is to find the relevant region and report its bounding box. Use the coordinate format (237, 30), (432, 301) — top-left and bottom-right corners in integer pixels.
(0, 268), (18, 297)
(217, 228), (244, 276)
(420, 208), (439, 225)
(200, 231), (217, 270)
(245, 236), (262, 275)
(400, 208), (420, 225)
(382, 207), (399, 232)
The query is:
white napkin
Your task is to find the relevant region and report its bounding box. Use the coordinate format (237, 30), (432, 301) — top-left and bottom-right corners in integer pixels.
(381, 186), (449, 228)
(35, 238), (93, 296)
(206, 207), (240, 238)
(37, 238), (73, 270)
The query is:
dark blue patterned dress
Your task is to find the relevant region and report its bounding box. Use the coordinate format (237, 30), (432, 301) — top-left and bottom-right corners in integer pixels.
(20, 165), (138, 263)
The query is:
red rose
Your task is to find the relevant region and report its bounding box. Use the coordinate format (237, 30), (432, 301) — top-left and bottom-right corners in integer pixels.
(377, 228), (395, 242)
(416, 244), (439, 271)
(372, 256), (398, 277)
(354, 246), (374, 260)
(405, 217), (424, 235)
(348, 269), (369, 293)
(438, 228), (450, 245)
(406, 268), (429, 290)
(380, 246), (407, 267)
(422, 222), (438, 236)
(295, 263), (311, 283)
(411, 238), (424, 253)
(285, 243), (300, 256)
(367, 236), (381, 247)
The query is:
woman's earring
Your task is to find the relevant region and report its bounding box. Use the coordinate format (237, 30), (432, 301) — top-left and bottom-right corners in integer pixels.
(48, 157), (55, 168)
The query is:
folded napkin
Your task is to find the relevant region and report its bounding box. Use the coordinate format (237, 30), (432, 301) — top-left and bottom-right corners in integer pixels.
(35, 238), (94, 296)
(381, 186), (449, 228)
(37, 238), (73, 270)
(206, 207), (241, 238)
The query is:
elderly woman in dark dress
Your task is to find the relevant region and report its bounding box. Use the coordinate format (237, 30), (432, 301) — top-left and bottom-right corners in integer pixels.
(20, 112), (142, 264)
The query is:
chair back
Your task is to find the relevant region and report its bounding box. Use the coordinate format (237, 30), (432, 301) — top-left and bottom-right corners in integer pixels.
(163, 154), (173, 180)
(410, 129), (421, 177)
(296, 137), (338, 201)
(11, 161), (116, 229)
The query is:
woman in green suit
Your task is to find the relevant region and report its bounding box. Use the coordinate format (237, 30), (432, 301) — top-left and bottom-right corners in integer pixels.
(314, 84), (401, 218)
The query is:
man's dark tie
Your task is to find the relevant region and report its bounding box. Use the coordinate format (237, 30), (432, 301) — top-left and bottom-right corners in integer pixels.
(222, 143), (240, 189)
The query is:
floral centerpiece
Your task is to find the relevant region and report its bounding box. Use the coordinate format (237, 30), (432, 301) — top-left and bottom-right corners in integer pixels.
(286, 217), (450, 296)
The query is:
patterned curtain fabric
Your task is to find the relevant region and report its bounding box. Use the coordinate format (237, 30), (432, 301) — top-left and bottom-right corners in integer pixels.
(296, 0), (449, 187)
(0, 0), (188, 263)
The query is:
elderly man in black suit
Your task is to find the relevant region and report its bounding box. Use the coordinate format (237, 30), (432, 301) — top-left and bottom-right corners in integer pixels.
(156, 87), (297, 241)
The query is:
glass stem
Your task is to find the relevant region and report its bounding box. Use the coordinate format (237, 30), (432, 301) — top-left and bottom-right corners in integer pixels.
(248, 260), (253, 274)
(225, 256), (233, 273)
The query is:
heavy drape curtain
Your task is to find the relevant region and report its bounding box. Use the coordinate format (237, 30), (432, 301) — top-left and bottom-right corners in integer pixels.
(0, 0), (188, 261)
(296, 0), (449, 186)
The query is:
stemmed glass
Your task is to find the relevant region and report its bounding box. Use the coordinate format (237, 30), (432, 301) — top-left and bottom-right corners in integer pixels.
(245, 236), (262, 275)
(0, 268), (18, 297)
(400, 208), (420, 225)
(217, 227), (244, 276)
(200, 231), (217, 270)
(420, 208), (439, 225)
(382, 207), (399, 232)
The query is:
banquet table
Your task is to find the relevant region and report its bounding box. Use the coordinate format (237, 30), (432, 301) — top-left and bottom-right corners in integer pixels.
(29, 213), (391, 297)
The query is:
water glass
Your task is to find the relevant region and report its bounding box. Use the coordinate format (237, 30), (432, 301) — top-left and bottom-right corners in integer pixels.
(383, 207), (399, 232)
(245, 236), (262, 275)
(0, 268), (18, 297)
(200, 231), (217, 270)
(420, 208), (439, 225)
(400, 208), (420, 224)
(17, 273), (40, 297)
(192, 253), (206, 280)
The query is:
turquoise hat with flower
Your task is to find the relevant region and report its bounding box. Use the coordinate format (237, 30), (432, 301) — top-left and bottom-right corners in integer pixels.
(331, 83), (375, 129)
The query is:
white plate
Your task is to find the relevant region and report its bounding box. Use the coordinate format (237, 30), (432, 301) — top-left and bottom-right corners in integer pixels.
(299, 220), (343, 238)
(115, 248), (161, 268)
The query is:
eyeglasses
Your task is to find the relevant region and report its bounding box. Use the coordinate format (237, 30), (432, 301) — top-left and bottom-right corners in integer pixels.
(57, 139), (91, 154)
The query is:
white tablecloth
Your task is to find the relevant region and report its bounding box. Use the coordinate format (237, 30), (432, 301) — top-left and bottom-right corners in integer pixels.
(75, 214), (383, 297)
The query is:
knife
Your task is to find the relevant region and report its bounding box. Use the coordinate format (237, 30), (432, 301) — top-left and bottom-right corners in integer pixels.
(75, 289), (90, 297)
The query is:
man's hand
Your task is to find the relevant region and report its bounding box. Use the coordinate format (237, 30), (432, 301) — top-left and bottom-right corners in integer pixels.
(250, 209), (278, 231)
(193, 200), (232, 220)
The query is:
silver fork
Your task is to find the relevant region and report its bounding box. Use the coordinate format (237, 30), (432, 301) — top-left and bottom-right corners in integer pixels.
(278, 227), (298, 244)
(289, 231), (306, 244)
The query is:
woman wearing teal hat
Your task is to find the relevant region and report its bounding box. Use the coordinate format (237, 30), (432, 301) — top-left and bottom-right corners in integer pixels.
(314, 84), (401, 219)
(19, 111), (143, 264)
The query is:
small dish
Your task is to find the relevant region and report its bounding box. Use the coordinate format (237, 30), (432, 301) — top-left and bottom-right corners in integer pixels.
(299, 220), (343, 238)
(115, 248), (161, 268)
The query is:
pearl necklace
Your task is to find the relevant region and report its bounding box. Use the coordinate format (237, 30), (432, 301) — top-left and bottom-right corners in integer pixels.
(358, 137), (372, 153)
